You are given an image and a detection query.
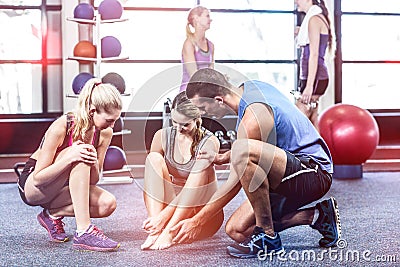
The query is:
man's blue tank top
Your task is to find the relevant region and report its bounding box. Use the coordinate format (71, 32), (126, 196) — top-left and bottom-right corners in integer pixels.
(237, 81), (333, 173)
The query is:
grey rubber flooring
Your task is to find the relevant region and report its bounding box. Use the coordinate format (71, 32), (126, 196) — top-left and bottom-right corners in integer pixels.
(1, 172), (399, 266)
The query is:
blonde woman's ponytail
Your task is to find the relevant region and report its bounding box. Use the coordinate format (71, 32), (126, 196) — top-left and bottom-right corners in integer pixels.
(72, 78), (122, 143)
(73, 78), (100, 142)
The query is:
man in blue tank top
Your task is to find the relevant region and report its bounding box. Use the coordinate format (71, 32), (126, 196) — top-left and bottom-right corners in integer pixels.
(170, 68), (341, 259)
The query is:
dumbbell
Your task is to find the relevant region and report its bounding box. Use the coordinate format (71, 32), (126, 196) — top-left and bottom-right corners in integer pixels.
(162, 98), (172, 127)
(215, 130), (230, 150)
(227, 130), (236, 143)
(291, 90), (317, 109)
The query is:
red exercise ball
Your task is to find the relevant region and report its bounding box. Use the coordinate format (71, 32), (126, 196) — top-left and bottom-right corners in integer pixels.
(73, 40), (96, 58)
(319, 104), (380, 165)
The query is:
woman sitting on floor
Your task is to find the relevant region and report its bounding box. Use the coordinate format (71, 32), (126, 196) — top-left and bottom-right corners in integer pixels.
(141, 91), (224, 250)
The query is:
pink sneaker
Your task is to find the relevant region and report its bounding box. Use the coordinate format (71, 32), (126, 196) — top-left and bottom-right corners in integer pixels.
(73, 225), (120, 252)
(37, 209), (69, 242)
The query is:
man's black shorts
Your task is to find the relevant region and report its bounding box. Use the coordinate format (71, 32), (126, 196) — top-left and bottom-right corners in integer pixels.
(269, 151), (332, 220)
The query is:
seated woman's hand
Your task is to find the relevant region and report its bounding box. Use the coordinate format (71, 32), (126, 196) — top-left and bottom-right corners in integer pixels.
(142, 215), (166, 235)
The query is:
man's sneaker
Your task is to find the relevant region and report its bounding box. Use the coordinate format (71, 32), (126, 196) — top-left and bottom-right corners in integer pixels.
(73, 225), (120, 252)
(37, 209), (69, 242)
(227, 226), (284, 259)
(311, 196), (342, 247)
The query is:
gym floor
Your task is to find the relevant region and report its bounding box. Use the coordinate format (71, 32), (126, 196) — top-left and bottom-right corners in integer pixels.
(1, 171), (399, 266)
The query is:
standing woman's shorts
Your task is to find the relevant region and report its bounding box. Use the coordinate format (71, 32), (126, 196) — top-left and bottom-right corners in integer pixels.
(298, 79), (329, 96)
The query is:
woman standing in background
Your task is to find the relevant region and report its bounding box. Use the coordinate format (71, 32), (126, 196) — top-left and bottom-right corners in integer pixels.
(295, 0), (332, 131)
(180, 6), (214, 92)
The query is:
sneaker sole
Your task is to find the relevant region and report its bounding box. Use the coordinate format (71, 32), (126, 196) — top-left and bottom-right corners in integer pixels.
(37, 214), (69, 243)
(73, 243), (121, 252)
(322, 196), (342, 247)
(227, 247), (284, 259)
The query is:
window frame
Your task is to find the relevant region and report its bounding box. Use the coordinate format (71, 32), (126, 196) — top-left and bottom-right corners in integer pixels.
(2, 1), (400, 119)
(0, 2), (62, 118)
(334, 1), (400, 113)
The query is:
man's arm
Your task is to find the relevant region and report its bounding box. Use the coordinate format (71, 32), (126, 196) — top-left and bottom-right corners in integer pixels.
(237, 102), (274, 142)
(171, 103), (275, 243)
(214, 149), (231, 165)
(171, 173), (242, 244)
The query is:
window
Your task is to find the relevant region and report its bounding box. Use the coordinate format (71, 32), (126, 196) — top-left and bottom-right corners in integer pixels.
(209, 13), (295, 61)
(3, 0), (399, 116)
(340, 2), (400, 110)
(70, 1), (297, 112)
(201, 0), (293, 10)
(95, 0), (196, 8)
(0, 1), (62, 115)
(342, 15), (400, 61)
(342, 64), (400, 109)
(342, 0), (400, 13)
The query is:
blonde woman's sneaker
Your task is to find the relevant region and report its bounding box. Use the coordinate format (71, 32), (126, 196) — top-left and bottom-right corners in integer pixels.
(73, 225), (120, 252)
(37, 209), (69, 242)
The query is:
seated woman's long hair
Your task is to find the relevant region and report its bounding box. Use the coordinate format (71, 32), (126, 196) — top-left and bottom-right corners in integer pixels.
(171, 91), (205, 157)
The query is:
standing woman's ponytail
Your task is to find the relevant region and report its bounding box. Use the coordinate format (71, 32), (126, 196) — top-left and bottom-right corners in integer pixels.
(313, 0), (332, 50)
(185, 6), (207, 42)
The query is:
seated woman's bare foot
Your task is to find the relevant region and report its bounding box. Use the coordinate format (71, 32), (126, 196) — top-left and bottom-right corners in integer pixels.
(149, 229), (174, 250)
(141, 233), (160, 250)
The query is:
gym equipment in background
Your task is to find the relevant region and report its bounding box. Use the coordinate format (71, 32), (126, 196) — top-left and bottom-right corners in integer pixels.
(73, 3), (95, 20)
(101, 36), (122, 58)
(103, 145), (127, 171)
(100, 145), (133, 185)
(98, 0), (123, 20)
(319, 103), (380, 178)
(73, 40), (96, 59)
(72, 72), (95, 94)
(102, 72), (125, 94)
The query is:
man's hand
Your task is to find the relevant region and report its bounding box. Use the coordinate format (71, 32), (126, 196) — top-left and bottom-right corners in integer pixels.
(196, 149), (218, 164)
(197, 149), (231, 165)
(170, 218), (201, 244)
